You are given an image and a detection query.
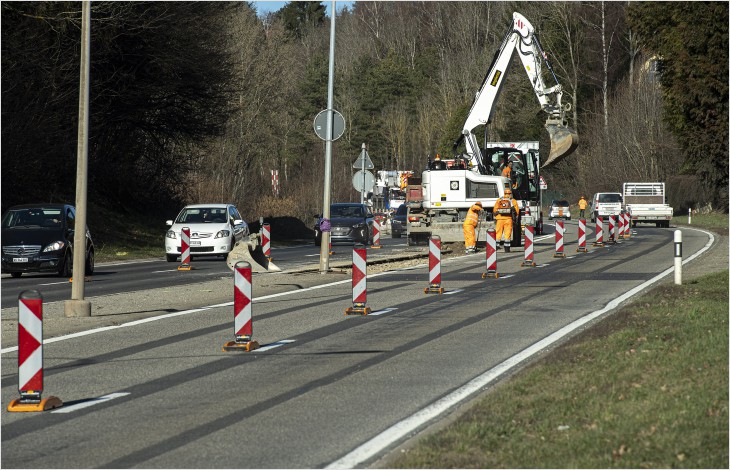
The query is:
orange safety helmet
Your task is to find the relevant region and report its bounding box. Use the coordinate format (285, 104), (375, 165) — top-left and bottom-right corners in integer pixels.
(475, 201), (483, 207)
(504, 188), (512, 196)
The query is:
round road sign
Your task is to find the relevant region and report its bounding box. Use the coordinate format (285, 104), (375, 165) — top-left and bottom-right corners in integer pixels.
(352, 170), (375, 192)
(314, 109), (345, 141)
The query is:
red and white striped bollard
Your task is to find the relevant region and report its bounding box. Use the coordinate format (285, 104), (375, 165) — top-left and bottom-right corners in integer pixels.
(262, 223), (272, 261)
(178, 226), (192, 270)
(608, 215), (616, 244)
(8, 291), (62, 412)
(371, 218), (382, 249)
(593, 217), (605, 247)
(345, 245), (370, 315)
(223, 261), (260, 352)
(577, 218), (587, 253)
(553, 220), (566, 258)
(521, 225), (536, 267)
(482, 228), (498, 278)
(424, 236), (444, 294)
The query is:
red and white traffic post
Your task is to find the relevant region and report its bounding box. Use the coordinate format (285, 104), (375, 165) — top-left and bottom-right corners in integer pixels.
(617, 213), (625, 241)
(576, 218), (588, 253)
(482, 228), (498, 278)
(178, 226), (192, 271)
(223, 261), (260, 352)
(424, 236), (444, 294)
(345, 245), (371, 315)
(521, 225), (537, 267)
(371, 218), (382, 249)
(8, 291), (62, 412)
(607, 215), (616, 244)
(553, 220), (566, 258)
(624, 211), (632, 239)
(593, 217), (605, 247)
(262, 223), (272, 261)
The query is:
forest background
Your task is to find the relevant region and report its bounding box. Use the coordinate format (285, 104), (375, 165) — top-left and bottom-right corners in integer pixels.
(2, 1), (728, 229)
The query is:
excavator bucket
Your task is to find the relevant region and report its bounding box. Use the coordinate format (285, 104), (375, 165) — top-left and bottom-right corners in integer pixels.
(226, 233), (281, 273)
(543, 120), (579, 168)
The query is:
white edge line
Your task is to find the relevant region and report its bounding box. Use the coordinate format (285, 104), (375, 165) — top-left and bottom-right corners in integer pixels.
(51, 392), (130, 414)
(1, 228), (715, 355)
(325, 228), (716, 469)
(257, 339), (295, 352)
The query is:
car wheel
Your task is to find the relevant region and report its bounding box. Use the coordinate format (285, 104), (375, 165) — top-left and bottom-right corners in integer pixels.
(58, 251), (72, 278)
(10, 272), (21, 278)
(314, 237), (321, 247)
(85, 249), (95, 275)
(166, 254), (178, 262)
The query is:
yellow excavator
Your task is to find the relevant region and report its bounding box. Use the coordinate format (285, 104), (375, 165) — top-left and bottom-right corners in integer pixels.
(457, 12), (578, 168)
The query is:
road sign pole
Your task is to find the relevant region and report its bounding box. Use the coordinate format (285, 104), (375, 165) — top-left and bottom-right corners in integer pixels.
(319, 1), (336, 274)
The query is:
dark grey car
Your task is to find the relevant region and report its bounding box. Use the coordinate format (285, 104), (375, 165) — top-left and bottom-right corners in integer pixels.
(390, 204), (408, 238)
(314, 203), (374, 246)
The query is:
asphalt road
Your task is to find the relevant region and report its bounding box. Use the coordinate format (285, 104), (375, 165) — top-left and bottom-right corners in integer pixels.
(0, 224), (717, 468)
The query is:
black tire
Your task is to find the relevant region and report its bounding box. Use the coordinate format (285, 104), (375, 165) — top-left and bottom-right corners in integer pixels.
(10, 272), (21, 278)
(85, 249), (95, 275)
(314, 237), (321, 247)
(166, 254), (178, 262)
(58, 251), (72, 278)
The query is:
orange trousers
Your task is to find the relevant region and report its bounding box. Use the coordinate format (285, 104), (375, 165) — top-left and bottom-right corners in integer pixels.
(463, 223), (477, 248)
(495, 217), (513, 242)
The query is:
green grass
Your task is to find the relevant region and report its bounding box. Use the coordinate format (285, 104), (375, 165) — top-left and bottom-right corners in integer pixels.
(390, 270), (729, 468)
(674, 212), (729, 232)
(87, 203), (166, 263)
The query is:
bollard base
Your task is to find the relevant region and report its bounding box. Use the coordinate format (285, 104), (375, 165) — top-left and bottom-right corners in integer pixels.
(592, 242), (605, 247)
(222, 340), (260, 352)
(482, 272), (499, 279)
(7, 396), (63, 412)
(576, 247), (588, 253)
(424, 286), (444, 294)
(370, 245), (382, 249)
(345, 306), (371, 316)
(521, 261), (537, 267)
(178, 264), (193, 271)
(553, 252), (566, 258)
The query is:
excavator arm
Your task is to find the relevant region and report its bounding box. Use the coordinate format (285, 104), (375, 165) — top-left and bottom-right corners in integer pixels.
(457, 12), (578, 169)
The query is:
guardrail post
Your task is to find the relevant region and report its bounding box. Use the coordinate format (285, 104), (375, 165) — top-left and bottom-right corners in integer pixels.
(8, 290), (63, 412)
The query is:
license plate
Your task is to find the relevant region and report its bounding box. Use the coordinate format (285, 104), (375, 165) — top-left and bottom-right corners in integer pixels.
(190, 241), (201, 246)
(12, 257), (28, 263)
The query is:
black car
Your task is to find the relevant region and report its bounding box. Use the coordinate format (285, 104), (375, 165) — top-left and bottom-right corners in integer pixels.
(314, 203), (374, 246)
(390, 204), (408, 238)
(1, 204), (95, 278)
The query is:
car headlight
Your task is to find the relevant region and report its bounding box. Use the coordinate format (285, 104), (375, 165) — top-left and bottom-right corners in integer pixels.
(166, 230), (176, 239)
(215, 230), (231, 239)
(43, 241), (66, 252)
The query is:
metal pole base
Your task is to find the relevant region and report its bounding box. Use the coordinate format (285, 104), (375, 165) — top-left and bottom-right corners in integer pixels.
(8, 396), (63, 412)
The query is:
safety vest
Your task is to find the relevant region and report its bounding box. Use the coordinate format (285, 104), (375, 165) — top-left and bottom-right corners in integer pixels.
(464, 206), (481, 226)
(495, 197), (513, 216)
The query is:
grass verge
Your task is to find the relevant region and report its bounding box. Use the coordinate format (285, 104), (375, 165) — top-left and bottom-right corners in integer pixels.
(389, 269), (729, 468)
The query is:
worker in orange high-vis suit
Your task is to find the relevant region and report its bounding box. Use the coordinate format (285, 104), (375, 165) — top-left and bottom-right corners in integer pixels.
(463, 201), (483, 253)
(493, 188), (520, 252)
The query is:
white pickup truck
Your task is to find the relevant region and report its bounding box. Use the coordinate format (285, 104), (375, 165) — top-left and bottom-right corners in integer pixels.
(623, 182), (673, 228)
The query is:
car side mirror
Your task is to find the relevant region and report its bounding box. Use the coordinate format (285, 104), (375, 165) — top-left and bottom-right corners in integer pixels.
(166, 220), (173, 226)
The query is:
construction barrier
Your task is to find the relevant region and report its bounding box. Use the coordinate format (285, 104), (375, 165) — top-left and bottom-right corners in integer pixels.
(223, 261), (260, 352)
(624, 212), (632, 239)
(345, 245), (371, 315)
(482, 228), (498, 278)
(178, 227), (192, 271)
(593, 217), (605, 247)
(8, 291), (62, 412)
(553, 220), (566, 258)
(607, 215), (616, 244)
(371, 218), (382, 249)
(424, 236), (444, 294)
(521, 225), (537, 267)
(577, 218), (587, 253)
(262, 223), (272, 261)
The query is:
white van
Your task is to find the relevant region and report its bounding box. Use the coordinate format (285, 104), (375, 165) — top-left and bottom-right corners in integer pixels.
(590, 192), (623, 222)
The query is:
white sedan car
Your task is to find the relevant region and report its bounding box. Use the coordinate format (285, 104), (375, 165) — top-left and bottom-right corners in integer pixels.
(165, 204), (249, 262)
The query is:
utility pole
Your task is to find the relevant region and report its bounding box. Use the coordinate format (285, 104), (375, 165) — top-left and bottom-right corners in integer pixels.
(319, 0), (336, 273)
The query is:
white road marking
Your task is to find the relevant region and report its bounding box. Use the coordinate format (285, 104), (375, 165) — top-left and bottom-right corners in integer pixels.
(368, 308), (397, 316)
(443, 289), (463, 295)
(38, 281), (70, 286)
(51, 392), (130, 414)
(151, 270), (179, 273)
(256, 340), (295, 352)
(497, 274), (515, 279)
(325, 229), (717, 469)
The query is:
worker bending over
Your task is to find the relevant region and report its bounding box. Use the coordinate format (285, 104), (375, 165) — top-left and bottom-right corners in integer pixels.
(463, 201), (483, 253)
(493, 188), (520, 252)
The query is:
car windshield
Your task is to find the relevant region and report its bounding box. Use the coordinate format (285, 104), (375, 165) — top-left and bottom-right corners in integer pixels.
(553, 200), (569, 207)
(2, 208), (63, 228)
(598, 194), (622, 203)
(331, 205), (364, 218)
(176, 207), (228, 224)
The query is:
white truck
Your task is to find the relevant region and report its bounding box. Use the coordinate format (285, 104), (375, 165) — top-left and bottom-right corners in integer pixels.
(405, 12), (576, 246)
(623, 182), (673, 228)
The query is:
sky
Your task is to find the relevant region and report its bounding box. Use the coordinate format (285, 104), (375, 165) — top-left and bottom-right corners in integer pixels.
(251, 1), (354, 17)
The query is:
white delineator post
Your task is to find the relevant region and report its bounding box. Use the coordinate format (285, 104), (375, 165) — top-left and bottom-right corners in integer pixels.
(688, 208), (692, 225)
(262, 223), (272, 261)
(593, 217), (605, 247)
(223, 261), (260, 352)
(482, 228), (498, 278)
(674, 230), (682, 285)
(424, 236), (443, 294)
(521, 225), (536, 267)
(178, 227), (192, 271)
(345, 245), (371, 315)
(553, 220), (566, 258)
(577, 218), (587, 253)
(371, 218), (382, 249)
(8, 291), (62, 412)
